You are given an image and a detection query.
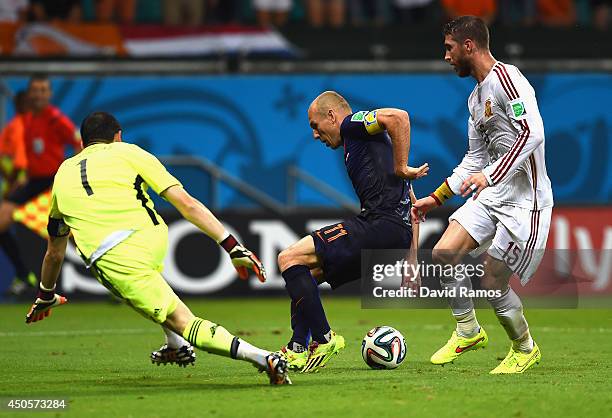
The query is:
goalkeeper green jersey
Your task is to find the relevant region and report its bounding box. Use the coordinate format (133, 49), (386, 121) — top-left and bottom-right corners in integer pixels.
(49, 142), (180, 263)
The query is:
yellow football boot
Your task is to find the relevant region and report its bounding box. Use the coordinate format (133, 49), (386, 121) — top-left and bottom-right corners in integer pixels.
(490, 342), (541, 374)
(302, 332), (345, 373)
(278, 346), (309, 371)
(430, 328), (488, 365)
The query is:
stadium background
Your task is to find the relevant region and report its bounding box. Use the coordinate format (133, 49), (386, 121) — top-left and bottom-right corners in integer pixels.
(0, 3), (611, 417)
(0, 0), (610, 300)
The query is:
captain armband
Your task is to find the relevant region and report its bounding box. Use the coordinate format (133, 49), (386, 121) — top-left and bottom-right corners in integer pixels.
(363, 110), (384, 135)
(429, 180), (454, 206)
(47, 217), (70, 237)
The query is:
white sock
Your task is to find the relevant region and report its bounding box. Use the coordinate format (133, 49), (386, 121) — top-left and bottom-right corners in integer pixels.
(163, 326), (188, 349)
(236, 339), (270, 368)
(512, 330), (534, 353)
(455, 309), (480, 338)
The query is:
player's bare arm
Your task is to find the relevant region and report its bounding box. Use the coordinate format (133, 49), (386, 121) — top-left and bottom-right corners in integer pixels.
(402, 186), (421, 289)
(375, 108), (429, 180)
(409, 186), (419, 253)
(412, 157), (488, 223)
(411, 194), (438, 225)
(460, 172), (489, 199)
(40, 234), (69, 290)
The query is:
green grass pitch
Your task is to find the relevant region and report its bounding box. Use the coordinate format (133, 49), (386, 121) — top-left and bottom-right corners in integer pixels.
(1, 298), (611, 417)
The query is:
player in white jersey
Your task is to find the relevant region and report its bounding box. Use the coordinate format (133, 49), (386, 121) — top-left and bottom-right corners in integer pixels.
(412, 16), (553, 374)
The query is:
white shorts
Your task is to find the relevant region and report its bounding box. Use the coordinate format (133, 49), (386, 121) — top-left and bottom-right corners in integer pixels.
(253, 0), (292, 11)
(449, 198), (552, 285)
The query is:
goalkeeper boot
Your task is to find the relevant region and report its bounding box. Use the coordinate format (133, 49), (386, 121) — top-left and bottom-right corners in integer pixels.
(260, 353), (292, 385)
(302, 332), (345, 373)
(490, 342), (541, 374)
(278, 346), (308, 371)
(430, 327), (488, 365)
(151, 344), (196, 367)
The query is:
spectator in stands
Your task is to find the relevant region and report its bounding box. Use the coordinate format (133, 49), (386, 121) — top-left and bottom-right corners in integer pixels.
(441, 0), (497, 25)
(349, 0), (386, 26)
(0, 0), (29, 22)
(210, 0), (239, 24)
(164, 0), (205, 27)
(95, 0), (135, 24)
(253, 0), (292, 27)
(307, 0), (346, 27)
(591, 0), (610, 30)
(391, 0), (439, 24)
(498, 0), (536, 26)
(537, 0), (576, 26)
(30, 0), (81, 22)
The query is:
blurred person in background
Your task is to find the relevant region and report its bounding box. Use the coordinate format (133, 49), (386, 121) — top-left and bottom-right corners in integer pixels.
(0, 91), (29, 202)
(537, 0), (576, 26)
(0, 0), (29, 22)
(253, 0), (292, 27)
(307, 0), (346, 27)
(0, 74), (81, 295)
(392, 0), (439, 25)
(209, 0), (239, 24)
(441, 0), (497, 25)
(95, 0), (135, 24)
(348, 0), (385, 26)
(30, 0), (81, 22)
(0, 90), (33, 295)
(591, 0), (610, 29)
(498, 0), (536, 26)
(164, 0), (205, 27)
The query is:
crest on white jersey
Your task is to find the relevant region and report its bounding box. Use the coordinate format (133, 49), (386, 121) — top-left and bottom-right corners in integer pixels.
(484, 98), (493, 118)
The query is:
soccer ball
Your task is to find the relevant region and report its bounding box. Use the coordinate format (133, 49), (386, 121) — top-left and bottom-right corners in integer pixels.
(361, 326), (407, 369)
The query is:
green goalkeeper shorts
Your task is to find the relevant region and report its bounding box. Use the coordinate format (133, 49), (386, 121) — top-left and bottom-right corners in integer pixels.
(90, 225), (180, 324)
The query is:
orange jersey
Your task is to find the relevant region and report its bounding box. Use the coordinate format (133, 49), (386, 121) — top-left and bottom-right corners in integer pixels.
(0, 114), (28, 170)
(537, 0), (575, 21)
(441, 0), (496, 17)
(24, 105), (80, 178)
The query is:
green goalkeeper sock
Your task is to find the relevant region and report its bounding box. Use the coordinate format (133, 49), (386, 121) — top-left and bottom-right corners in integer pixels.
(182, 317), (238, 358)
(182, 317), (269, 368)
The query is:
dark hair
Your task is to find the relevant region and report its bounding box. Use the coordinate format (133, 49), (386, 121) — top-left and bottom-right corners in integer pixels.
(28, 73), (50, 89)
(443, 16), (490, 49)
(80, 112), (121, 146)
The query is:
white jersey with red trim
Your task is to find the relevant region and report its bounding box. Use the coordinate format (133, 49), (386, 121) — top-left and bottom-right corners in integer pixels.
(446, 61), (553, 210)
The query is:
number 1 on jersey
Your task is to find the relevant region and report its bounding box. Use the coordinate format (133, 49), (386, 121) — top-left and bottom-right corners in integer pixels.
(79, 159), (94, 196)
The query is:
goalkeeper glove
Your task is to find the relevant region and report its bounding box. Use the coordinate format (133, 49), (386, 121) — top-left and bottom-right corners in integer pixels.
(25, 285), (68, 324)
(220, 234), (267, 283)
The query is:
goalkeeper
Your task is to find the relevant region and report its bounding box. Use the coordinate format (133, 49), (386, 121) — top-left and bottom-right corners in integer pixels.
(25, 111), (291, 385)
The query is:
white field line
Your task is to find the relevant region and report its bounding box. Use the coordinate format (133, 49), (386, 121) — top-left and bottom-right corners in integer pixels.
(0, 328), (158, 338)
(1, 324), (612, 338)
(535, 326), (612, 333)
(421, 324), (612, 333)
